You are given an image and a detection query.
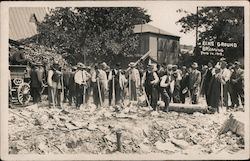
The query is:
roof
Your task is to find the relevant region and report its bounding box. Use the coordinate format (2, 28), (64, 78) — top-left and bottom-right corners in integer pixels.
(133, 23), (180, 38)
(9, 7), (49, 40)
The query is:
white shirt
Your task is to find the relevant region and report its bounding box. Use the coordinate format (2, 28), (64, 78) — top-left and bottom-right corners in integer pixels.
(74, 69), (88, 85)
(91, 69), (108, 90)
(221, 68), (231, 84)
(129, 68), (141, 87)
(160, 75), (170, 88)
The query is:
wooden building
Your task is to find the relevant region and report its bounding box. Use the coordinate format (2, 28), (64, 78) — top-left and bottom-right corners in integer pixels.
(133, 24), (180, 65)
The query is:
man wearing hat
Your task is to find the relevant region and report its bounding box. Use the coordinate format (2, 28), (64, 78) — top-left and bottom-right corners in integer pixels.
(128, 62), (140, 101)
(108, 63), (123, 106)
(91, 63), (108, 107)
(203, 62), (214, 106)
(220, 60), (232, 108)
(230, 61), (244, 109)
(11, 46), (29, 65)
(189, 62), (201, 104)
(62, 66), (71, 103)
(47, 62), (63, 108)
(74, 62), (90, 108)
(141, 64), (159, 110)
(180, 66), (189, 104)
(68, 66), (77, 106)
(30, 62), (43, 104)
(207, 65), (222, 113)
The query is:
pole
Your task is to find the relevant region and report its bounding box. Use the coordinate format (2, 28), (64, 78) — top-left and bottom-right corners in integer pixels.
(112, 76), (115, 106)
(83, 85), (86, 108)
(129, 73), (131, 101)
(143, 86), (151, 109)
(51, 88), (55, 108)
(195, 6), (199, 49)
(97, 79), (103, 107)
(221, 82), (223, 110)
(61, 71), (64, 109)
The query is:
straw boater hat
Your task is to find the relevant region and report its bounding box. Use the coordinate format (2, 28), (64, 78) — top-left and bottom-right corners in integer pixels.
(192, 62), (198, 68)
(77, 62), (85, 69)
(129, 62), (136, 67)
(167, 64), (173, 70)
(35, 62), (43, 66)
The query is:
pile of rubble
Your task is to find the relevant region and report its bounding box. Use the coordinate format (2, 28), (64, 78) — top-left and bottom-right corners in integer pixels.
(9, 43), (67, 66)
(8, 101), (245, 155)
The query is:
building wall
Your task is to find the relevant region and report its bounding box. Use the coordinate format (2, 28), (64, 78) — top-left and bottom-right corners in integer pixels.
(137, 34), (149, 56)
(137, 33), (180, 65)
(157, 35), (180, 65)
(149, 35), (158, 60)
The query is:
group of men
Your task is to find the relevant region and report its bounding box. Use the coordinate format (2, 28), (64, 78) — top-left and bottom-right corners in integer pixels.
(28, 58), (244, 113)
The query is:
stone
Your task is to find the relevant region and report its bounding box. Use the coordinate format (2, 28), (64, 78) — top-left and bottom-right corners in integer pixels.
(139, 143), (151, 152)
(155, 140), (179, 152)
(170, 138), (189, 150)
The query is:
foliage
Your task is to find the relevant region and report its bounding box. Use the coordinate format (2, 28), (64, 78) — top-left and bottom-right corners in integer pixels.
(176, 7), (244, 63)
(35, 7), (151, 65)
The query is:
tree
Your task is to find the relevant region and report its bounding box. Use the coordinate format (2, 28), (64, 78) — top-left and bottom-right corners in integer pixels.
(35, 7), (151, 65)
(176, 7), (244, 64)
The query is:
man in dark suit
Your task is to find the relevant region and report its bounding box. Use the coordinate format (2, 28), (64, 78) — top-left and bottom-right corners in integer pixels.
(230, 61), (244, 109)
(204, 62), (214, 106)
(180, 66), (189, 104)
(68, 66), (77, 106)
(189, 62), (201, 104)
(30, 62), (43, 104)
(63, 66), (71, 103)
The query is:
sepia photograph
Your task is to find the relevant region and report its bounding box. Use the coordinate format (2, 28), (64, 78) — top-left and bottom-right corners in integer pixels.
(1, 0), (249, 160)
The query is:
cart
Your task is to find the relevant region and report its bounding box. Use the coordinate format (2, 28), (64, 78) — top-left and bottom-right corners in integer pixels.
(9, 65), (31, 105)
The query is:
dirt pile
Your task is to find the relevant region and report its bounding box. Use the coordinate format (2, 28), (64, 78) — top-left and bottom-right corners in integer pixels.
(8, 102), (245, 155)
(9, 43), (67, 66)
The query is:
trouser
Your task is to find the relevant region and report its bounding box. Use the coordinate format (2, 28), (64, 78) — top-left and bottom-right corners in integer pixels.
(205, 91), (211, 106)
(68, 87), (76, 105)
(75, 84), (85, 108)
(85, 84), (91, 104)
(211, 95), (220, 113)
(93, 82), (105, 107)
(48, 87), (62, 107)
(145, 84), (159, 110)
(190, 87), (199, 104)
(109, 82), (121, 106)
(160, 87), (170, 112)
(223, 82), (230, 107)
(173, 88), (181, 103)
(130, 80), (137, 101)
(180, 90), (187, 104)
(231, 83), (244, 107)
(31, 87), (40, 103)
(63, 85), (70, 102)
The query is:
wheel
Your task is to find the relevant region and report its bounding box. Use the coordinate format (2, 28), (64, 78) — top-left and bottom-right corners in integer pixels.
(17, 83), (31, 105)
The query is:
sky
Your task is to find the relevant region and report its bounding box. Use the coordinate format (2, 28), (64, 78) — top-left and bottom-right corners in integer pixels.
(141, 3), (197, 46)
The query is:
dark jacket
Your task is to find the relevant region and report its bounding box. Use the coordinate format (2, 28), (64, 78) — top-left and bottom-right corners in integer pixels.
(30, 68), (42, 88)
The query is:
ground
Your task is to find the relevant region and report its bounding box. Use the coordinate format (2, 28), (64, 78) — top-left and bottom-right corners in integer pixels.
(8, 96), (245, 155)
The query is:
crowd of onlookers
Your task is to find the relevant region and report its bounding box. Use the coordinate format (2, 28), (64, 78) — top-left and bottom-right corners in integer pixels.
(11, 57), (244, 113)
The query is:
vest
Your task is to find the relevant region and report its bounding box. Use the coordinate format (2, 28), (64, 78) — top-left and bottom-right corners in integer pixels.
(145, 71), (155, 86)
